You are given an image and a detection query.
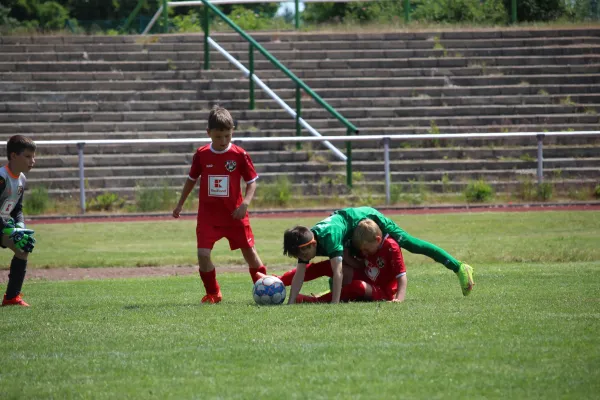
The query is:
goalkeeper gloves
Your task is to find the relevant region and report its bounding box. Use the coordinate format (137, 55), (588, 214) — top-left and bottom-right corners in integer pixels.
(2, 218), (36, 253)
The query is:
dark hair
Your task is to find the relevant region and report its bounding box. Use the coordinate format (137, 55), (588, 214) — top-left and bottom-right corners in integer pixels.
(283, 226), (313, 258)
(7, 135), (36, 161)
(208, 105), (234, 131)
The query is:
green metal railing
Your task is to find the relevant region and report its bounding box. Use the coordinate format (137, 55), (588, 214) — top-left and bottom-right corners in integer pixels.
(199, 0), (359, 187)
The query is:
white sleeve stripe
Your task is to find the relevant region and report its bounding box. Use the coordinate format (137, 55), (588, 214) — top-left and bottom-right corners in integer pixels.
(187, 176), (197, 181)
(396, 272), (407, 278)
(246, 176), (259, 184)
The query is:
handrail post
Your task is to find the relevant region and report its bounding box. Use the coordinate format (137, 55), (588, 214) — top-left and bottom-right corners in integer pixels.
(249, 45), (255, 110)
(162, 0), (168, 33)
(203, 5), (210, 70)
(346, 127), (353, 188)
(77, 142), (86, 214)
(294, 0), (300, 29)
(536, 134), (544, 184)
(295, 84), (302, 150)
(383, 137), (391, 204)
(404, 0), (410, 23)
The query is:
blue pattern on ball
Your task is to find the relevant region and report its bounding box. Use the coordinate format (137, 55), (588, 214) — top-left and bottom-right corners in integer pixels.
(253, 276), (286, 305)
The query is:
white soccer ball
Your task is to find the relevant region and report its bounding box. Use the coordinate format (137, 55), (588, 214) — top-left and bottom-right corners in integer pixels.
(253, 275), (286, 305)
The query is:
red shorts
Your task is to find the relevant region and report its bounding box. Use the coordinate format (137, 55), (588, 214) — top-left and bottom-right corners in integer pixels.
(196, 223), (255, 250)
(352, 270), (396, 301)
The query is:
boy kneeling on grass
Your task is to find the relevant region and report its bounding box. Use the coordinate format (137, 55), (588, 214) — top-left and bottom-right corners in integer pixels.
(264, 218), (407, 303)
(280, 207), (474, 305)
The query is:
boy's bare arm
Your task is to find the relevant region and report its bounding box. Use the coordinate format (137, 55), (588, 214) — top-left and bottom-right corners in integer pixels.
(173, 179), (196, 218)
(342, 248), (363, 269)
(288, 262), (307, 304)
(232, 181), (256, 220)
(391, 274), (408, 302)
(330, 257), (343, 304)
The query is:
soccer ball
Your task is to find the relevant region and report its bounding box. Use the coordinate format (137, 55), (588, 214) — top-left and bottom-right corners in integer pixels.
(253, 276), (286, 305)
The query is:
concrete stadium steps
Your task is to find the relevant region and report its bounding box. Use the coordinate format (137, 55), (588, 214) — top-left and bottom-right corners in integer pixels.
(3, 114), (599, 134)
(24, 146), (600, 168)
(1, 28), (599, 201)
(1, 36), (599, 54)
(26, 157), (600, 180)
(3, 55), (598, 73)
(2, 104), (599, 123)
(40, 178), (597, 201)
(3, 64), (600, 82)
(1, 45), (599, 63)
(2, 75), (599, 93)
(3, 83), (598, 103)
(2, 94), (600, 114)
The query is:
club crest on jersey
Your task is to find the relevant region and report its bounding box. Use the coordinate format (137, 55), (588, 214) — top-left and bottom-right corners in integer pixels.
(377, 257), (385, 269)
(17, 185), (23, 196)
(225, 160), (237, 172)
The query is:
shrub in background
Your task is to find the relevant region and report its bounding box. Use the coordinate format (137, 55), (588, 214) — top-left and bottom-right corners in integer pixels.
(464, 179), (494, 202)
(87, 192), (126, 211)
(135, 182), (179, 212)
(24, 186), (51, 215)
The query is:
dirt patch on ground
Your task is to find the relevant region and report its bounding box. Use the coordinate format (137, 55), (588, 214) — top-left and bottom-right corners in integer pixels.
(0, 265), (252, 283)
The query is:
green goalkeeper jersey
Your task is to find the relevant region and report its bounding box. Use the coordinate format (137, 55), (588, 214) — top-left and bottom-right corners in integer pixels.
(310, 206), (406, 259)
(310, 206), (461, 272)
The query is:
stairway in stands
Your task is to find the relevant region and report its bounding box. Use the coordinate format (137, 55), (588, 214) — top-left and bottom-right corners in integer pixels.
(0, 29), (598, 204)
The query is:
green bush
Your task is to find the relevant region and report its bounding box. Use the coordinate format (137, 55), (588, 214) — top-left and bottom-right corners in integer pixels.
(37, 1), (69, 30)
(502, 0), (565, 21)
(464, 179), (494, 202)
(516, 177), (535, 201)
(414, 0), (507, 24)
(171, 10), (202, 33)
(24, 186), (51, 215)
(229, 6), (268, 30)
(135, 182), (178, 212)
(304, 0), (405, 24)
(594, 184), (600, 199)
(536, 182), (553, 201)
(87, 192), (126, 212)
(259, 176), (293, 207)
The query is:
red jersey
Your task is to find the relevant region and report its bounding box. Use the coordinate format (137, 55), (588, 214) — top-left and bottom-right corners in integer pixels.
(354, 235), (406, 299)
(188, 143), (258, 226)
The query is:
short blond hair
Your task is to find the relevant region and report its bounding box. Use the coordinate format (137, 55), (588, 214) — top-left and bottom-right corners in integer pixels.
(352, 218), (382, 248)
(208, 105), (234, 131)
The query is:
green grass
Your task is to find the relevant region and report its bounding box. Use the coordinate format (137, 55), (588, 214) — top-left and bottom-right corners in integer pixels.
(1, 263), (598, 399)
(0, 211), (599, 398)
(2, 211), (598, 269)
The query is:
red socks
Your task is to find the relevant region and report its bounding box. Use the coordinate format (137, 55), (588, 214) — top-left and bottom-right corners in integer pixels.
(318, 280), (367, 303)
(249, 265), (267, 283)
(278, 260), (332, 286)
(199, 269), (220, 295)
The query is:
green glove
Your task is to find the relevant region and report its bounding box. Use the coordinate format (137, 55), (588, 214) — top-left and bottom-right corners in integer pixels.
(3, 218), (36, 253)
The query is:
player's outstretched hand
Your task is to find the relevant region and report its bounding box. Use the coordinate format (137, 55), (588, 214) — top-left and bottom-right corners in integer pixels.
(172, 205), (182, 218)
(231, 202), (248, 220)
(3, 218), (36, 253)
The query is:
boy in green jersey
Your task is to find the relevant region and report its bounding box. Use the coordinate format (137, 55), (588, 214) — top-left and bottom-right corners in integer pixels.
(282, 206), (474, 304)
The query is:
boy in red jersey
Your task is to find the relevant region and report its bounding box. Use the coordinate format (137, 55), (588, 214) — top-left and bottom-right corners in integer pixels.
(268, 218), (407, 303)
(172, 106), (267, 304)
(311, 218), (407, 303)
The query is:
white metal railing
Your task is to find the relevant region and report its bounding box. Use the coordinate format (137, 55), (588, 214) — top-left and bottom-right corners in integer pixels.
(36, 130), (600, 213)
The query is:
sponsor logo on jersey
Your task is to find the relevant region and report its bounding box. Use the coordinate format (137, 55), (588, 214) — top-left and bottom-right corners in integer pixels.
(208, 175), (229, 197)
(225, 160), (237, 172)
(206, 164), (213, 168)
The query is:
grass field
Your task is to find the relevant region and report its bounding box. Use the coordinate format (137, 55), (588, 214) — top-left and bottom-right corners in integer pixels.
(1, 211), (599, 399)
